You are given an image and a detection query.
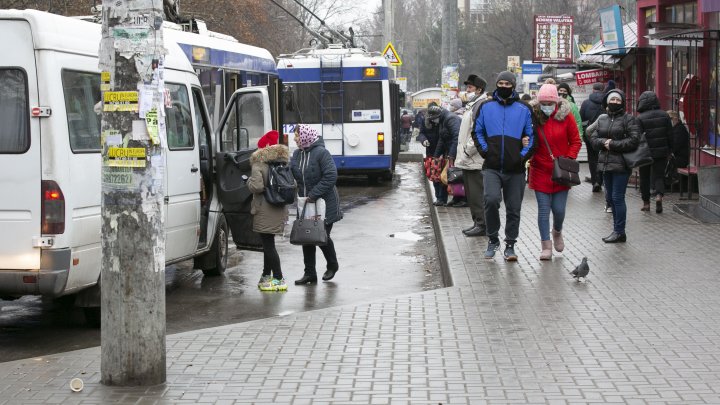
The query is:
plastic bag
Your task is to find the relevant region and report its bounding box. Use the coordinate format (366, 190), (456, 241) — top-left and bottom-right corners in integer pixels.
(295, 197), (325, 220)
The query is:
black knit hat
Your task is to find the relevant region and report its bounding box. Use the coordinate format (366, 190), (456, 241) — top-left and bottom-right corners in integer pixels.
(496, 71), (516, 87)
(557, 82), (572, 95)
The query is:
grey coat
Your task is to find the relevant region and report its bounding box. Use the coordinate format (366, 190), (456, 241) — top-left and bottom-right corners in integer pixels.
(290, 138), (343, 225)
(247, 144), (290, 234)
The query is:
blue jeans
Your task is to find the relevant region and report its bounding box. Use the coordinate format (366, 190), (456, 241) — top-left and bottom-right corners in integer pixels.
(534, 190), (569, 241)
(603, 171), (630, 234)
(433, 181), (448, 203)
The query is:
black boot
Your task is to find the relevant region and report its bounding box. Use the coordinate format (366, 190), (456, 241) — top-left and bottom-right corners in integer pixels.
(462, 222), (476, 233)
(294, 272), (317, 285)
(322, 267), (338, 281)
(602, 232), (627, 243)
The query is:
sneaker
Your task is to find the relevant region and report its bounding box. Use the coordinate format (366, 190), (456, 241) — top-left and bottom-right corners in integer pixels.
(484, 240), (500, 259)
(259, 276), (288, 291)
(258, 275), (272, 289)
(503, 244), (518, 262)
(604, 203), (612, 213)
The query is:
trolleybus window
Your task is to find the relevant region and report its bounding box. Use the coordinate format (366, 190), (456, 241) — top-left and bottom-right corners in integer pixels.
(283, 81), (383, 124)
(0, 69), (30, 153)
(62, 70), (101, 152)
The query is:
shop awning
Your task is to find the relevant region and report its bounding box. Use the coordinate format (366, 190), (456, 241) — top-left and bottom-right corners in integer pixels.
(578, 21), (638, 64)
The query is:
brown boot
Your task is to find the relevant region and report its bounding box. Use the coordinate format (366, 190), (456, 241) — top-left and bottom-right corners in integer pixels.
(551, 229), (564, 252)
(539, 240), (552, 261)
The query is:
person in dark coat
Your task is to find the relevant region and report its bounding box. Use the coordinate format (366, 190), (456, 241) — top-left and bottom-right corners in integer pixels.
(418, 103), (448, 205)
(579, 82), (606, 192)
(247, 132), (290, 291)
(668, 110), (690, 169)
(290, 124), (343, 285)
(588, 90), (642, 243)
(430, 105), (463, 206)
(635, 91), (673, 213)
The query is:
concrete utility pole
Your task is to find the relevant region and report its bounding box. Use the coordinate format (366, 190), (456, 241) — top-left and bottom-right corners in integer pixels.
(383, 0), (393, 48)
(99, 0), (168, 386)
(441, 0), (458, 67)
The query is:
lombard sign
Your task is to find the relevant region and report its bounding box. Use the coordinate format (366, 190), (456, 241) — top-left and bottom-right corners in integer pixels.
(576, 69), (611, 86)
(599, 5), (625, 54)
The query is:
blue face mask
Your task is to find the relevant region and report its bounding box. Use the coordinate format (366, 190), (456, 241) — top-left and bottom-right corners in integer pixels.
(541, 105), (555, 116)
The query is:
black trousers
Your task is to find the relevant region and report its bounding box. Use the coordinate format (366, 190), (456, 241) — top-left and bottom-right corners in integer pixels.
(302, 223), (338, 275)
(462, 169), (485, 228)
(639, 157), (667, 201)
(585, 137), (602, 186)
(260, 233), (282, 279)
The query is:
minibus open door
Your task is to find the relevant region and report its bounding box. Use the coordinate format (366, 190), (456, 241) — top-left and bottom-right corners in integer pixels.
(214, 88), (272, 252)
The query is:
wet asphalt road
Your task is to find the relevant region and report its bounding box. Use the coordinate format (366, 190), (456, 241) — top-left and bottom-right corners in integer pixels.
(0, 163), (443, 362)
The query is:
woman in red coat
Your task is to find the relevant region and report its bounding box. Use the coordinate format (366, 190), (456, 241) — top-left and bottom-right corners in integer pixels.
(529, 84), (582, 260)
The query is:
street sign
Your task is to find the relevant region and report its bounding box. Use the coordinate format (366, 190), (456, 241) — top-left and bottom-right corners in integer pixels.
(522, 63), (543, 75)
(507, 55), (520, 72)
(382, 42), (402, 66)
(533, 15), (574, 64)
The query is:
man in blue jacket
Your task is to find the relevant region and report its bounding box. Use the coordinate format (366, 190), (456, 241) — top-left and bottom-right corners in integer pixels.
(474, 71), (536, 261)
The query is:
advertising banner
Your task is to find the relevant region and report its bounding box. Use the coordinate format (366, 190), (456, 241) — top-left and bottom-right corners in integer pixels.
(441, 64), (459, 106)
(533, 15), (574, 64)
(599, 5), (625, 55)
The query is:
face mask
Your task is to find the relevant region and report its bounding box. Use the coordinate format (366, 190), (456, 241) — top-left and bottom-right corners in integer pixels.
(559, 93), (568, 99)
(466, 92), (477, 102)
(496, 87), (513, 99)
(541, 105), (555, 116)
(608, 103), (623, 113)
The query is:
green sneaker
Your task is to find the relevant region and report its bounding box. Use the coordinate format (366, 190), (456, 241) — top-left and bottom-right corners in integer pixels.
(258, 275), (273, 290)
(259, 277), (288, 292)
(273, 278), (288, 292)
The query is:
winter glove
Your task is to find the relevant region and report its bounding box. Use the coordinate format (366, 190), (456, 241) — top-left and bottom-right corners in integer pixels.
(422, 140), (430, 147)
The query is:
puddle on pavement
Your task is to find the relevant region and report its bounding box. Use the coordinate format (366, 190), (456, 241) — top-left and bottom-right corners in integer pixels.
(388, 231), (424, 241)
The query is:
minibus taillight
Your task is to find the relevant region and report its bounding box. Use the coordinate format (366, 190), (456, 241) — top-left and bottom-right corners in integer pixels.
(41, 180), (65, 234)
(377, 132), (385, 154)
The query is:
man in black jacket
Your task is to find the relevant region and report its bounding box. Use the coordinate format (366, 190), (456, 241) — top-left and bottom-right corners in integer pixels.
(636, 91), (673, 213)
(429, 105), (463, 206)
(580, 82), (605, 192)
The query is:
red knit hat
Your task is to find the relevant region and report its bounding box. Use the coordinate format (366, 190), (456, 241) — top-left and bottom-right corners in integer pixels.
(537, 84), (559, 103)
(257, 130), (279, 148)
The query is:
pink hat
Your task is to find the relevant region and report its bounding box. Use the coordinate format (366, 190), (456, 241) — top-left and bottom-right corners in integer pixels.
(537, 84), (559, 103)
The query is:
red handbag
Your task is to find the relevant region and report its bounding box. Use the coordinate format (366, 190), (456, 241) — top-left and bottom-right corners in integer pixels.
(427, 157), (446, 182)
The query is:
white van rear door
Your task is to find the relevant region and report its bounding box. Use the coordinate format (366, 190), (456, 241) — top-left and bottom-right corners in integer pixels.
(0, 20), (41, 269)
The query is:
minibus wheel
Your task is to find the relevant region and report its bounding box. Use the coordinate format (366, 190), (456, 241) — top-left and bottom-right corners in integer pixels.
(199, 214), (229, 276)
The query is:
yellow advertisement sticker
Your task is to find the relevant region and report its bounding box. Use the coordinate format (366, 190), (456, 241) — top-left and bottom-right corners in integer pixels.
(103, 91), (139, 112)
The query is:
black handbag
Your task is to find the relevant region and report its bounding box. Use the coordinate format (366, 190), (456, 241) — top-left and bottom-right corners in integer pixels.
(289, 200), (327, 246)
(539, 128), (581, 187)
(622, 132), (654, 169)
(446, 166), (464, 184)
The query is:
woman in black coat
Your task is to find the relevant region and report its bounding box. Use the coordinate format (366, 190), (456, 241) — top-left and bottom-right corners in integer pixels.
(291, 124), (343, 285)
(589, 90), (642, 243)
(635, 91), (673, 213)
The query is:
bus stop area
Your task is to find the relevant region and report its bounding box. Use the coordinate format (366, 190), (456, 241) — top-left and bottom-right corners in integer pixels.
(2, 154), (720, 404)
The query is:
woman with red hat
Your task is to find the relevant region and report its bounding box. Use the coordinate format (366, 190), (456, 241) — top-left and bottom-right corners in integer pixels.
(246, 130), (289, 291)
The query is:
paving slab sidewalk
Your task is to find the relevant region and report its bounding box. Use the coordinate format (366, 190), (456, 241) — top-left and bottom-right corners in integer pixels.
(2, 162), (720, 404)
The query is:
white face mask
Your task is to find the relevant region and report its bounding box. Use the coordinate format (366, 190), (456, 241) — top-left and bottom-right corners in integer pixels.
(466, 92), (477, 102)
(541, 105), (555, 116)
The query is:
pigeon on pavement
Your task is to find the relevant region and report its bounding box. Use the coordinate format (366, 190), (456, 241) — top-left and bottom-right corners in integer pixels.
(571, 257), (589, 281)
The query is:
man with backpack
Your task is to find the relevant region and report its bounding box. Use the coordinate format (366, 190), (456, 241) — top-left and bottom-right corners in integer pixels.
(580, 82), (606, 192)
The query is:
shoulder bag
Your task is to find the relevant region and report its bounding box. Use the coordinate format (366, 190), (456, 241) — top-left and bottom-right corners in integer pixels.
(289, 200), (327, 246)
(539, 127), (581, 187)
(622, 131), (654, 169)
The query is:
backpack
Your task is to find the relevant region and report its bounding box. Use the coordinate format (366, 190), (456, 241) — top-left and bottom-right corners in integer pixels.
(264, 162), (296, 206)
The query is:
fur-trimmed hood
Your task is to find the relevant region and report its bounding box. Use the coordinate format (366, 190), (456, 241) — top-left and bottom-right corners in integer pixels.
(250, 144), (290, 164)
(529, 98), (573, 124)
